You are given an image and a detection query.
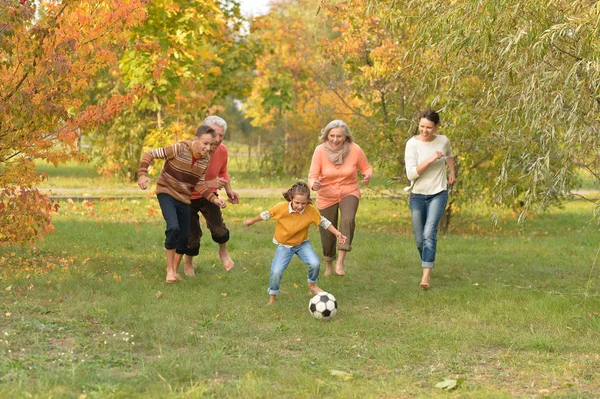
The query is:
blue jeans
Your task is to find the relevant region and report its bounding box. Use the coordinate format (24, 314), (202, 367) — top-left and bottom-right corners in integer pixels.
(409, 190), (448, 268)
(157, 193), (190, 254)
(268, 240), (320, 295)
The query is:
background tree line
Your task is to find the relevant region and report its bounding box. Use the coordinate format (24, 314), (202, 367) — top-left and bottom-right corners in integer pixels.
(1, 0), (598, 245)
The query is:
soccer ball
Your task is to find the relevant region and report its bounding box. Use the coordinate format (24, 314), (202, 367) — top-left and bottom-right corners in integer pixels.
(308, 292), (337, 320)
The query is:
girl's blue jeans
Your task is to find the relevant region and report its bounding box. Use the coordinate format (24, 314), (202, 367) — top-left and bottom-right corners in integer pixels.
(409, 190), (448, 268)
(157, 193), (190, 254)
(268, 240), (320, 295)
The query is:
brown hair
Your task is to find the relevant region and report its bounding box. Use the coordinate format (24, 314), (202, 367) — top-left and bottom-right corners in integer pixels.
(195, 124), (216, 138)
(283, 182), (312, 204)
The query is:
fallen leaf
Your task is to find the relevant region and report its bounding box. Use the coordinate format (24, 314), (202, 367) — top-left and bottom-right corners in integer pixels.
(329, 369), (353, 381)
(5, 312), (11, 317)
(220, 292), (228, 297)
(435, 378), (464, 390)
(4, 285), (12, 292)
(155, 291), (163, 299)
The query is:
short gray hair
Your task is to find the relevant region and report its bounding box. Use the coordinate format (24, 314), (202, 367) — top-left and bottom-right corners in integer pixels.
(319, 120), (354, 143)
(203, 115), (227, 132)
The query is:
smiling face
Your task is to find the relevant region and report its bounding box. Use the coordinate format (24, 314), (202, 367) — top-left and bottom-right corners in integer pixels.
(191, 133), (215, 158)
(291, 193), (309, 213)
(418, 118), (437, 142)
(327, 127), (346, 149)
(210, 124), (226, 147)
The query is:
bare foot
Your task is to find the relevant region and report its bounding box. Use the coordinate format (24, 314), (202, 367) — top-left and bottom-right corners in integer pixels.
(335, 262), (345, 276)
(184, 263), (195, 277)
(219, 249), (234, 272)
(419, 281), (430, 290)
(324, 261), (334, 276)
(175, 273), (184, 281)
(307, 283), (324, 295)
(166, 270), (177, 284)
(268, 295), (276, 305)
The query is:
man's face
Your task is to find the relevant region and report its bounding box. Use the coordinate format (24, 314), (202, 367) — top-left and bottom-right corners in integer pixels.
(210, 124), (226, 146)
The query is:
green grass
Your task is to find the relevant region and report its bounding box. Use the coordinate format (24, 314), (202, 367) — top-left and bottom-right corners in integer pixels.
(1, 190), (599, 397)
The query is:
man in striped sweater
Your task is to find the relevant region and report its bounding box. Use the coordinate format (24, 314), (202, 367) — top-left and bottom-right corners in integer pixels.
(138, 125), (226, 283)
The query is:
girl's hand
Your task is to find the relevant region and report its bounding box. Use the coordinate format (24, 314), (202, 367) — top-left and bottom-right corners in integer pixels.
(243, 219), (253, 226)
(138, 175), (151, 190)
(336, 232), (347, 245)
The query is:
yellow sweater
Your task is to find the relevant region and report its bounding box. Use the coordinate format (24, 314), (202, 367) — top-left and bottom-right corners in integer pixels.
(268, 202), (322, 246)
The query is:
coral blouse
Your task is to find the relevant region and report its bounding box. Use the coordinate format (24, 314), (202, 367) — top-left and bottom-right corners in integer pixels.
(308, 142), (373, 210)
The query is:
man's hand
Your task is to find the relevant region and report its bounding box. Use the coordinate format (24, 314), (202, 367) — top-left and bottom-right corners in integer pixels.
(138, 175), (151, 190)
(227, 191), (240, 204)
(206, 177), (228, 189)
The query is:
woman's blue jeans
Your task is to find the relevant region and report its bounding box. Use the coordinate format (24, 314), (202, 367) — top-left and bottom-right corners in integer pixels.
(157, 193), (190, 254)
(409, 190), (448, 268)
(268, 240), (320, 295)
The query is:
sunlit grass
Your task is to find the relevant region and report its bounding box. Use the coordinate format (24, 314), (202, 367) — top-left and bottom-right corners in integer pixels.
(1, 193), (599, 397)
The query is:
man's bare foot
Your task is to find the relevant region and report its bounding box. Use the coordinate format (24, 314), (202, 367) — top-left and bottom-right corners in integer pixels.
(324, 261), (334, 276)
(307, 283), (324, 295)
(184, 263), (195, 277)
(219, 249), (234, 271)
(335, 262), (345, 276)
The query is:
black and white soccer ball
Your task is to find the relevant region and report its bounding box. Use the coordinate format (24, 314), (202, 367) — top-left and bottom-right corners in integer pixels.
(308, 292), (337, 320)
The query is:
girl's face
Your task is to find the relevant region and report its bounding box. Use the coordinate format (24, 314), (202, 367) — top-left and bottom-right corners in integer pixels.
(418, 118), (437, 141)
(192, 134), (214, 158)
(327, 127), (346, 149)
(291, 193), (309, 213)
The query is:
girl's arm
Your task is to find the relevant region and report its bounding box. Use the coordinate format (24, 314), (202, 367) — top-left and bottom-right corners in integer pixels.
(244, 215), (263, 226)
(326, 224), (347, 245)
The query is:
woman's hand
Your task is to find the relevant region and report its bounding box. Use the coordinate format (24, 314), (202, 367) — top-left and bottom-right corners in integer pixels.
(361, 174), (372, 186)
(137, 175), (151, 190)
(312, 178), (322, 191)
(448, 171), (456, 185)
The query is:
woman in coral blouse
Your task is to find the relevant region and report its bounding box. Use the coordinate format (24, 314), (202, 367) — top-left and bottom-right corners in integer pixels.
(308, 120), (373, 276)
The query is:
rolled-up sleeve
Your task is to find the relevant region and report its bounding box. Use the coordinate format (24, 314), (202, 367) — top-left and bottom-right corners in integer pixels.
(260, 211), (272, 221)
(319, 216), (332, 230)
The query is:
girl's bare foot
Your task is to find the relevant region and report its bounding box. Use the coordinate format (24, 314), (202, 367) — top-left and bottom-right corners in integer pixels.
(307, 283), (324, 295)
(268, 294), (276, 305)
(219, 249), (235, 271)
(324, 261), (334, 276)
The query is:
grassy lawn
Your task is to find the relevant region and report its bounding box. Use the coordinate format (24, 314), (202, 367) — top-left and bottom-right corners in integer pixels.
(0, 163), (598, 397)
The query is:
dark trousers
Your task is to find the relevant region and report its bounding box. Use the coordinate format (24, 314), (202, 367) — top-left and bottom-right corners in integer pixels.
(157, 193), (190, 254)
(185, 196), (230, 257)
(318, 195), (359, 261)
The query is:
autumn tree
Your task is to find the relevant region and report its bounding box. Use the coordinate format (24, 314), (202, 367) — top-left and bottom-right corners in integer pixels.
(244, 0), (364, 176)
(0, 0), (147, 245)
(365, 0), (600, 223)
(87, 0), (256, 180)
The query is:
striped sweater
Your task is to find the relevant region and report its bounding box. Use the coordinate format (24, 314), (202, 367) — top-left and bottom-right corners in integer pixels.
(138, 141), (215, 205)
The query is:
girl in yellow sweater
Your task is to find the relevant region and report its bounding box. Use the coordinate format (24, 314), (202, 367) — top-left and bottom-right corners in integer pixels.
(244, 182), (346, 304)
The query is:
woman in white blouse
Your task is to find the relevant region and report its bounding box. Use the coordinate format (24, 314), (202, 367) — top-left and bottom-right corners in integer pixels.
(404, 110), (456, 290)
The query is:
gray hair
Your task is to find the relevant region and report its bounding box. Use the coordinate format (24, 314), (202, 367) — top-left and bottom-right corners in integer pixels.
(319, 119), (354, 143)
(203, 115), (227, 132)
